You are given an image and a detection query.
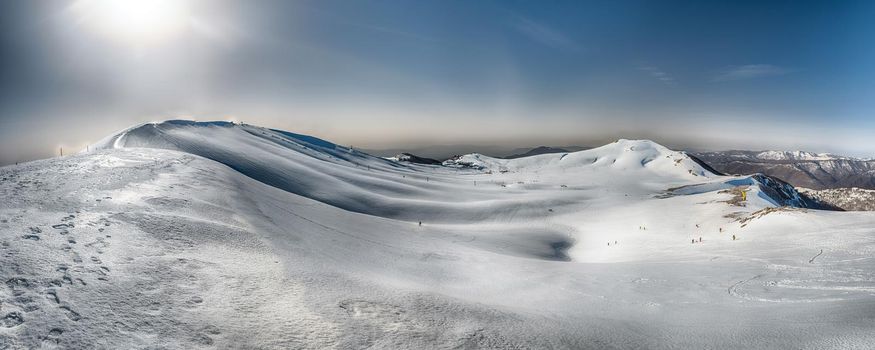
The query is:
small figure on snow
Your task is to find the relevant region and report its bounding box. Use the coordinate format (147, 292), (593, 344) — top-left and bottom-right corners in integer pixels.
(732, 234), (736, 241)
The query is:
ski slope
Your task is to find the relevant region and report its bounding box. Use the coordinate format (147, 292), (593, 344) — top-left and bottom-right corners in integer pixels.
(2, 120), (874, 349)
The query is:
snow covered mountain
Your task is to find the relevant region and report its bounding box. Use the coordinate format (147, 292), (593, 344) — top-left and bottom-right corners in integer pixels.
(2, 120), (874, 348)
(753, 150), (852, 161)
(384, 153), (442, 165)
(694, 150), (875, 190)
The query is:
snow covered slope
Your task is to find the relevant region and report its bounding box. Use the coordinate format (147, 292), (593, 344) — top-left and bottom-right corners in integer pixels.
(94, 120), (486, 221)
(3, 120), (874, 349)
(96, 122), (819, 221)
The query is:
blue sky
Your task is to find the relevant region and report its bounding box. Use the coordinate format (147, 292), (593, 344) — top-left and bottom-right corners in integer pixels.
(1, 0), (874, 164)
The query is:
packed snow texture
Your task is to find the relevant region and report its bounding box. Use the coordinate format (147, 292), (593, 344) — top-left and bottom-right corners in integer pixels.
(2, 120), (875, 349)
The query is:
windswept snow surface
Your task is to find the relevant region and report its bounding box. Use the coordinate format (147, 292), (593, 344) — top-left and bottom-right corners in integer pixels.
(2, 120), (875, 349)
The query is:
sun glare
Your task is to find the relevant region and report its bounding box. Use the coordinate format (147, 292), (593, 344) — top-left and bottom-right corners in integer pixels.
(74, 0), (190, 45)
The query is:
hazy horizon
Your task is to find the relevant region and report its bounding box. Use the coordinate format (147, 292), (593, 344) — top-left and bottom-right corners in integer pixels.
(2, 0), (875, 165)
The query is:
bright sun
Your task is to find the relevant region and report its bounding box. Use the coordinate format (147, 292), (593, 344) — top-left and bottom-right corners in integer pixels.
(74, 0), (190, 45)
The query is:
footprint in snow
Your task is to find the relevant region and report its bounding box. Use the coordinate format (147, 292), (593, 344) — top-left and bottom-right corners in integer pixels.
(40, 328), (64, 346)
(58, 306), (81, 322)
(1, 312), (24, 328)
(45, 289), (60, 304)
(6, 277), (30, 291)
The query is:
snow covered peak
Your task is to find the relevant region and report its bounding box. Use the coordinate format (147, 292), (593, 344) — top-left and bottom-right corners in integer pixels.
(442, 139), (716, 179)
(601, 139), (674, 156)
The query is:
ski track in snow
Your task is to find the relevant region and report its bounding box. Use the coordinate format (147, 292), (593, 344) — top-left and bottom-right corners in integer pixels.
(809, 249), (824, 264)
(1, 120), (875, 349)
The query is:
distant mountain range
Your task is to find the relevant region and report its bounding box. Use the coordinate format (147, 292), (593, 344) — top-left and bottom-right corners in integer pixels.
(364, 145), (588, 161)
(503, 146), (573, 159)
(692, 150), (875, 190)
(363, 145), (510, 161)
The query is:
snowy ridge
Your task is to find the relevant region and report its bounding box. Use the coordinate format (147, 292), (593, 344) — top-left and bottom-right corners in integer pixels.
(3, 120), (871, 349)
(95, 120), (466, 220)
(96, 121), (812, 218)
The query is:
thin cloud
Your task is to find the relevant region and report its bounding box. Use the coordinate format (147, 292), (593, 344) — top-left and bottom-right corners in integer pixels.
(639, 66), (675, 85)
(713, 64), (792, 81)
(511, 16), (582, 52)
